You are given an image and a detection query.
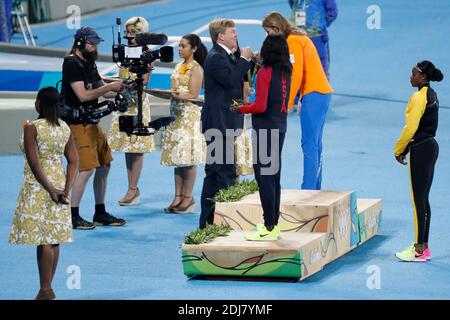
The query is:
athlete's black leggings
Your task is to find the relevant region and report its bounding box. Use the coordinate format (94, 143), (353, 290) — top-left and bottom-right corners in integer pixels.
(253, 130), (286, 227)
(409, 138), (439, 244)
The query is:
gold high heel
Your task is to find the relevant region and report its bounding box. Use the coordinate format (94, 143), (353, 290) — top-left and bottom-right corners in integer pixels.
(172, 196), (195, 214)
(118, 187), (140, 206)
(35, 288), (56, 300)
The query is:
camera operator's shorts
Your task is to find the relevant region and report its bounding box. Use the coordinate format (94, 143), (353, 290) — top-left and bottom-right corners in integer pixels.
(69, 124), (113, 171)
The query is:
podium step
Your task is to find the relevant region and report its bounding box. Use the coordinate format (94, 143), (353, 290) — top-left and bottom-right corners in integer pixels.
(214, 189), (361, 261)
(182, 231), (328, 280)
(357, 199), (383, 245)
(215, 189), (352, 233)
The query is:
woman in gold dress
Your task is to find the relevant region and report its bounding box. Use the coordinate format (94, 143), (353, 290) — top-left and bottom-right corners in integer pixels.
(233, 46), (255, 178)
(9, 87), (79, 300)
(108, 16), (155, 206)
(160, 34), (207, 213)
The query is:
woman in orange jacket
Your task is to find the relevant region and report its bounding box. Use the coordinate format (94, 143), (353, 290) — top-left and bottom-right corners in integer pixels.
(262, 12), (333, 190)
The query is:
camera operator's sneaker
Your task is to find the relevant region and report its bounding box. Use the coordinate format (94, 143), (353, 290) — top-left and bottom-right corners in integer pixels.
(93, 212), (126, 227)
(72, 215), (96, 230)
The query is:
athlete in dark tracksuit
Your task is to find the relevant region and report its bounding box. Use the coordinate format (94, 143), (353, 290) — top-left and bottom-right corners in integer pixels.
(236, 34), (292, 240)
(394, 60), (443, 262)
(240, 65), (290, 230)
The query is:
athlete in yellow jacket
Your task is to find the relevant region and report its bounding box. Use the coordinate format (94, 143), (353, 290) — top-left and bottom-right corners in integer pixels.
(394, 60), (443, 262)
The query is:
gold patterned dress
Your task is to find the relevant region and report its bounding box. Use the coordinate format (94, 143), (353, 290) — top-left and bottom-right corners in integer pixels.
(9, 119), (73, 245)
(235, 115), (254, 176)
(160, 61), (206, 167)
(108, 68), (155, 153)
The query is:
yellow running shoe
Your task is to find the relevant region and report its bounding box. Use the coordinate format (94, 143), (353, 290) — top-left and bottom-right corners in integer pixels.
(256, 224), (280, 234)
(246, 225), (280, 241)
(395, 245), (427, 262)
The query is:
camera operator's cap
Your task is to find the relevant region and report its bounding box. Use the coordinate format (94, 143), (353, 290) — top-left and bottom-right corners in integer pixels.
(75, 26), (104, 45)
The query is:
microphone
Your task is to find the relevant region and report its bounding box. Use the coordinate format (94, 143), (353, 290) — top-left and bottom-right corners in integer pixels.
(135, 32), (168, 46)
(116, 17), (122, 45)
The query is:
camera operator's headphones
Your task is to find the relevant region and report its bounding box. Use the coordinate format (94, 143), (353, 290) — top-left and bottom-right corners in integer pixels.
(75, 27), (88, 50)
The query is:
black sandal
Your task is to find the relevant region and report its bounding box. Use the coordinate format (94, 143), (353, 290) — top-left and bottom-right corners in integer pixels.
(164, 195), (183, 213)
(173, 196), (195, 214)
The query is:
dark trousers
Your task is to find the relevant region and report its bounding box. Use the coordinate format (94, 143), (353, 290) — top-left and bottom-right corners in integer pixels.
(253, 129), (285, 227)
(199, 135), (236, 229)
(409, 137), (439, 244)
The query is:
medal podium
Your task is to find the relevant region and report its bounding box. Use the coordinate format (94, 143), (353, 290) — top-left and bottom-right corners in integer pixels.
(182, 190), (382, 281)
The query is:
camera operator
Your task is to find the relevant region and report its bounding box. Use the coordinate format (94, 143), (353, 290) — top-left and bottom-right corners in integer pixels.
(62, 26), (127, 230)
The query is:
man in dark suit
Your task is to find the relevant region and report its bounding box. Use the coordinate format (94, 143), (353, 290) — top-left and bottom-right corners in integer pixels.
(199, 19), (253, 229)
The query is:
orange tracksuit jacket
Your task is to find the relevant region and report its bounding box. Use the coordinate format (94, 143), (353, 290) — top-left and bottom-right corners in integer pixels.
(287, 34), (333, 109)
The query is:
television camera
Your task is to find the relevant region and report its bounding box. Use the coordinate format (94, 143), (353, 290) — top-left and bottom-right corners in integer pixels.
(112, 17), (174, 136)
(59, 92), (129, 123)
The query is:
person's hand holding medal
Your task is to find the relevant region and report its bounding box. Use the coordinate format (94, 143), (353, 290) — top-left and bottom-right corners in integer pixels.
(229, 99), (245, 112)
